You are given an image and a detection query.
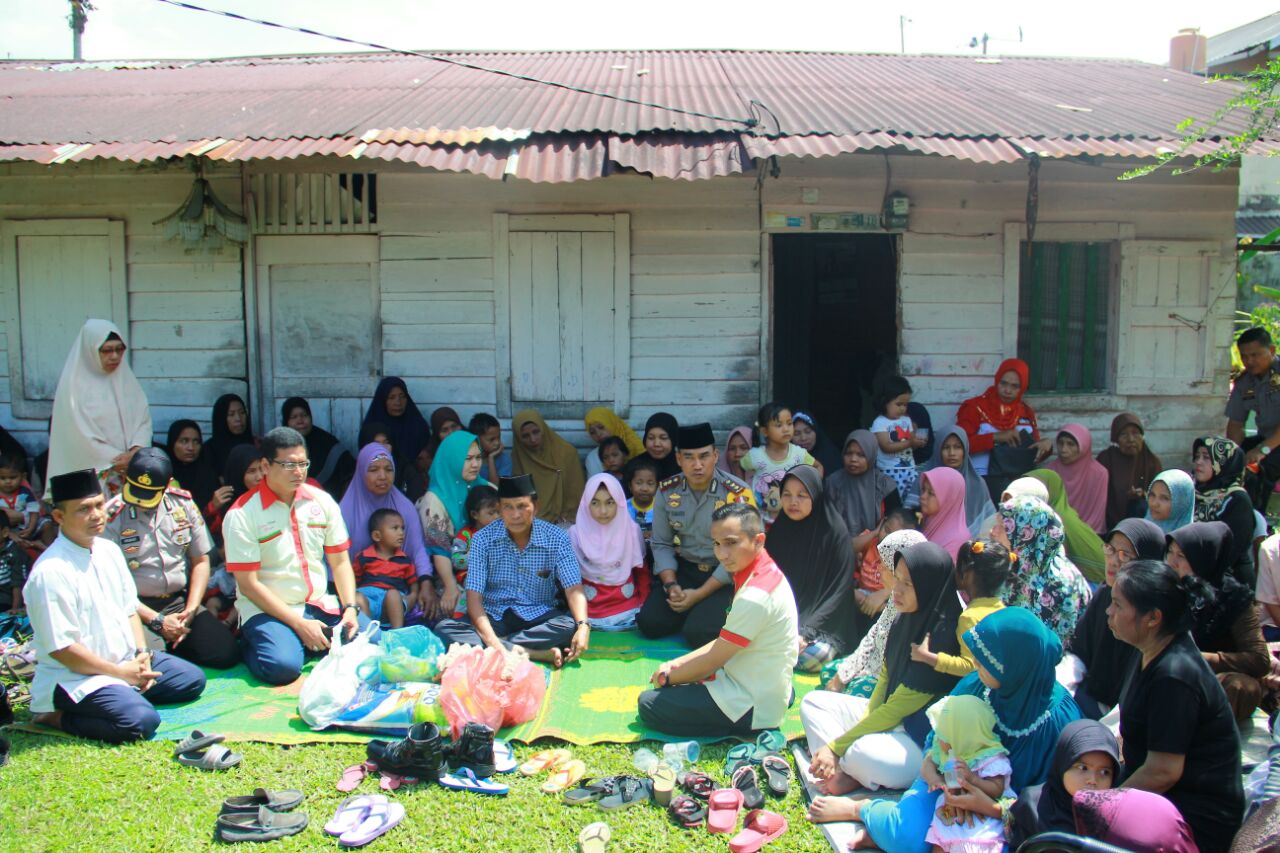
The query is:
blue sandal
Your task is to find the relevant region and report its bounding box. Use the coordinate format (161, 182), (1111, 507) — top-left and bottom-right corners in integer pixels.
(438, 767), (509, 796)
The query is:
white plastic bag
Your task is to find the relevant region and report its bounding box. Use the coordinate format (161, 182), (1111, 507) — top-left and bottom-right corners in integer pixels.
(298, 621), (382, 730)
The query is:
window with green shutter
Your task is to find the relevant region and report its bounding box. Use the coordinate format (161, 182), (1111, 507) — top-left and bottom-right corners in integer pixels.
(1016, 241), (1113, 392)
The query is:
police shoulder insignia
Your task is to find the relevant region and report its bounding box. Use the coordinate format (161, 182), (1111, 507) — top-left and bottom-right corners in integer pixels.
(658, 475), (682, 491)
(166, 486), (192, 500)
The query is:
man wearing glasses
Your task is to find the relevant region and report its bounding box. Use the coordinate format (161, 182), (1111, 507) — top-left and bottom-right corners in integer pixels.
(223, 427), (366, 684)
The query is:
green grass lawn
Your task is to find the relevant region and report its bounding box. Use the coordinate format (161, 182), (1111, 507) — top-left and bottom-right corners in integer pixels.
(0, 722), (837, 852)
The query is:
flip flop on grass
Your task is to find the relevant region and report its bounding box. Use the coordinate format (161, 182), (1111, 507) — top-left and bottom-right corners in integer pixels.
(541, 759), (587, 794)
(578, 822), (610, 853)
(520, 748), (572, 776)
(439, 767), (510, 796)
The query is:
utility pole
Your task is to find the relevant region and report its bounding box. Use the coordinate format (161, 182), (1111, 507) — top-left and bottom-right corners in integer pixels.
(900, 16), (911, 54)
(69, 0), (94, 61)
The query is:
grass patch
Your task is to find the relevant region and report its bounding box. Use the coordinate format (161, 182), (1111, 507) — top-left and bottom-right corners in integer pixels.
(0, 726), (836, 852)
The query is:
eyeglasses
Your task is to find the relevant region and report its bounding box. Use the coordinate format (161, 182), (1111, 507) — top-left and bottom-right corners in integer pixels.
(270, 460), (310, 472)
(1103, 544), (1135, 562)
(99, 345), (126, 356)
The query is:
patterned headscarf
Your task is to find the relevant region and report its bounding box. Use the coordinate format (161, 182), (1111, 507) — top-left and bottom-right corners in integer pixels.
(997, 495), (1092, 643)
(1192, 435), (1249, 522)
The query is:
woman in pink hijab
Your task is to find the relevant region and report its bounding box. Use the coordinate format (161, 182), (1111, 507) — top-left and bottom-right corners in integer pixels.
(1045, 423), (1109, 534)
(716, 426), (753, 482)
(569, 473), (650, 631)
(920, 468), (970, 559)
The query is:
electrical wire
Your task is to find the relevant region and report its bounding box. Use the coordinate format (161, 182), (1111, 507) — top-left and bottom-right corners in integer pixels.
(150, 0), (757, 129)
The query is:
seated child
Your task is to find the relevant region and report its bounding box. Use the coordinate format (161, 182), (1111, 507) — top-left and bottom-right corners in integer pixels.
(910, 539), (1009, 677)
(598, 436), (629, 482)
(1007, 720), (1120, 847)
(449, 485), (500, 618)
(0, 512), (31, 614)
(625, 457), (659, 546)
(354, 508), (419, 628)
(923, 695), (1013, 853)
(468, 413), (512, 484)
(0, 450), (48, 551)
(855, 506), (918, 620)
(741, 402), (816, 525)
(569, 473), (649, 631)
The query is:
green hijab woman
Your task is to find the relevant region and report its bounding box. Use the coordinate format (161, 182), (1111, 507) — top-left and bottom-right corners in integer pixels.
(1027, 469), (1106, 584)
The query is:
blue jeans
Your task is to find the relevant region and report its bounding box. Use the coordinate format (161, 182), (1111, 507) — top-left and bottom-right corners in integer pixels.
(240, 604), (372, 686)
(53, 651), (206, 744)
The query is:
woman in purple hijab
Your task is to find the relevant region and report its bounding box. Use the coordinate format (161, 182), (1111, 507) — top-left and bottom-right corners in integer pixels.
(339, 442), (433, 582)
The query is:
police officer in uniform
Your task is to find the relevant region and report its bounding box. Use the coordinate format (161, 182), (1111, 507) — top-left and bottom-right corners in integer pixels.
(102, 448), (239, 669)
(637, 423), (757, 647)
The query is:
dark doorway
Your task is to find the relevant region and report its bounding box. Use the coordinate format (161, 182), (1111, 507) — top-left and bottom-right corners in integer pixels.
(771, 234), (898, 442)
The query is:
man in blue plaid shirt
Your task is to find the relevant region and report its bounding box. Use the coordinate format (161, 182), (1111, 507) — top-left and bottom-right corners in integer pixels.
(433, 474), (590, 668)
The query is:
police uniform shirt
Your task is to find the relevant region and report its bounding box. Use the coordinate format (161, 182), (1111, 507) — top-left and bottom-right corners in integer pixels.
(103, 488), (214, 599)
(1226, 354), (1280, 439)
(650, 470), (755, 578)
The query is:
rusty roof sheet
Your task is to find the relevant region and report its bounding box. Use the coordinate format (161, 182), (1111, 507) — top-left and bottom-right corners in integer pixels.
(0, 50), (1264, 179)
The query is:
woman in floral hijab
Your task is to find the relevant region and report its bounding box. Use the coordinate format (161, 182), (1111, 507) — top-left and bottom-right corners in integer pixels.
(992, 495), (1092, 644)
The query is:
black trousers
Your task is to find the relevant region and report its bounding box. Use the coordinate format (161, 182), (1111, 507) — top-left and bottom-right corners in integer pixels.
(140, 593), (240, 670)
(635, 556), (733, 647)
(637, 683), (755, 738)
(1242, 435), (1279, 510)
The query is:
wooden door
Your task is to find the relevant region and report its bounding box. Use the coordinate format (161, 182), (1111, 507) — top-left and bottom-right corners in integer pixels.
(254, 236), (380, 446)
(0, 219), (127, 418)
(494, 214), (631, 418)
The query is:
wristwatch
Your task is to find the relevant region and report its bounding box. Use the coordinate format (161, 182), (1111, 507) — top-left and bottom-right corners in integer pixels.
(1263, 445), (1273, 457)
(575, 620), (590, 628)
(341, 603), (360, 613)
(147, 614), (165, 635)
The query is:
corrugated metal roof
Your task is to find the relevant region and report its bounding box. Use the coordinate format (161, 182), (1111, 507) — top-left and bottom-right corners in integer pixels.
(1208, 12), (1280, 65)
(0, 50), (1266, 179)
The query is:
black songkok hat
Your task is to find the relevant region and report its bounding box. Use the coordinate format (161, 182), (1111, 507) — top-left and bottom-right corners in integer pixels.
(676, 422), (716, 451)
(497, 474), (537, 499)
(50, 468), (102, 504)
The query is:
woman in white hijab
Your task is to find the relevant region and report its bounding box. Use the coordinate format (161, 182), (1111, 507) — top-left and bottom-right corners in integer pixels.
(46, 319), (153, 496)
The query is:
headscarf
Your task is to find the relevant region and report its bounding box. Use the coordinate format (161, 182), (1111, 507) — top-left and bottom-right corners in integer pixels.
(920, 468), (971, 560)
(1069, 519), (1161, 709)
(1146, 469), (1196, 534)
(826, 430), (897, 535)
(1072, 789), (1198, 853)
(1004, 476), (1050, 504)
(958, 606), (1080, 789)
(961, 357), (1038, 433)
(1045, 424), (1109, 533)
(1031, 720), (1121, 837)
(339, 442), (432, 577)
(881, 542), (963, 697)
(1095, 413), (1163, 530)
(358, 421), (392, 453)
(203, 393), (256, 476)
(998, 495), (1092, 643)
(636, 412), (680, 480)
(926, 694), (1006, 769)
(1167, 520), (1253, 646)
(280, 397), (353, 496)
(426, 430), (492, 532)
(1026, 469), (1106, 583)
(223, 443), (263, 501)
(511, 408), (587, 521)
(165, 419), (218, 509)
(428, 407), (463, 452)
(583, 407), (644, 460)
(46, 319), (153, 486)
(792, 412), (842, 476)
(362, 377), (431, 464)
(923, 426), (996, 538)
(716, 426), (753, 481)
(1193, 435), (1250, 522)
(765, 465), (860, 654)
(570, 473), (645, 586)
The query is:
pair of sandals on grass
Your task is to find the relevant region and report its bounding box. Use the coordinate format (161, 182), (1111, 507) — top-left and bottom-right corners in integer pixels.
(213, 789), (404, 847)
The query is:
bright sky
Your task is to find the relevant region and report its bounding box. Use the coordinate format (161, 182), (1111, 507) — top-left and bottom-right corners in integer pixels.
(3, 0), (1278, 63)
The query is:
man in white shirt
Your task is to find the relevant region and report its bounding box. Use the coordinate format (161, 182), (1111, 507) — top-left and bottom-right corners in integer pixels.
(223, 427), (367, 685)
(26, 469), (206, 743)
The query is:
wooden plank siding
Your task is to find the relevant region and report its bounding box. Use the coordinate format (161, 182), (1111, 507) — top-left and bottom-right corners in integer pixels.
(0, 161), (248, 451)
(0, 154), (1239, 466)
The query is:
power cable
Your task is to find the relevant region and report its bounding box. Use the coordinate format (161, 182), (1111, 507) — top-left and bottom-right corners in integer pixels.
(150, 0), (757, 129)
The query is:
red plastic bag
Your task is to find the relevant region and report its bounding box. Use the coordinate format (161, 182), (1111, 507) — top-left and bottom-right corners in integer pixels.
(438, 646), (547, 738)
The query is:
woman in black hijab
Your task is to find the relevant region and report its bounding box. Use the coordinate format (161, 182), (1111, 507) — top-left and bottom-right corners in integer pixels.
(203, 394), (258, 476)
(1008, 719), (1121, 848)
(1070, 517), (1165, 719)
(165, 419), (219, 511)
(635, 412), (680, 480)
(281, 397), (355, 498)
(767, 465), (860, 669)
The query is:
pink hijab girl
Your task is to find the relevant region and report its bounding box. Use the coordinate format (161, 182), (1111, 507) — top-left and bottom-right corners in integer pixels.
(920, 468), (971, 560)
(569, 473), (649, 629)
(1046, 423), (1109, 534)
